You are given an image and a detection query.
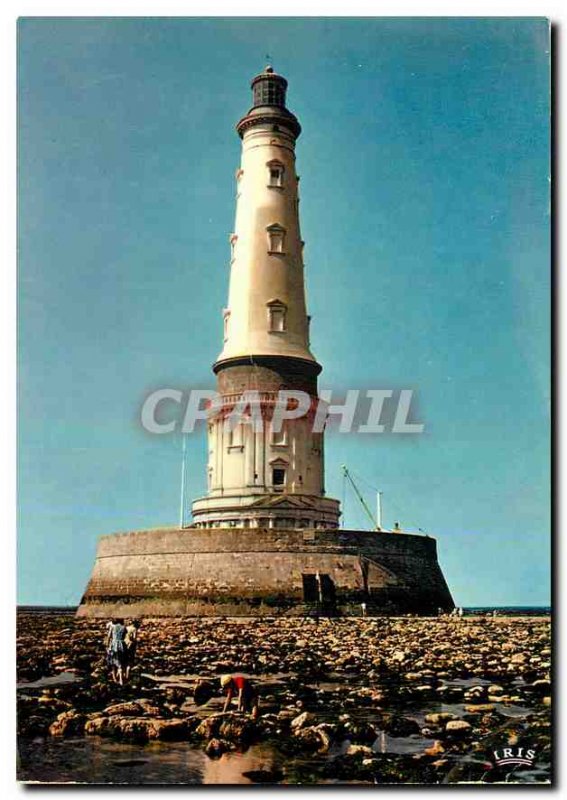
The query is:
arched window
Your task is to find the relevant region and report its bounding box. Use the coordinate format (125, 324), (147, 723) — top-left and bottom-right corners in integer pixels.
(266, 224), (286, 254)
(267, 299), (287, 333)
(267, 160), (284, 188)
(223, 309), (231, 341)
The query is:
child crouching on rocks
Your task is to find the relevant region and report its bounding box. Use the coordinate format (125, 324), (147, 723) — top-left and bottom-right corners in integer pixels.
(220, 674), (259, 719)
(194, 674), (259, 719)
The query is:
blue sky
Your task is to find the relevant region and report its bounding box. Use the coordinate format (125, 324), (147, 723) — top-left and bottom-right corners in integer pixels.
(17, 17), (550, 606)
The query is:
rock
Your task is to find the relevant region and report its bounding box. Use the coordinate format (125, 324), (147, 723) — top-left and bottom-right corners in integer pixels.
(424, 740), (445, 756)
(464, 704), (494, 713)
(205, 738), (228, 758)
(20, 715), (52, 736)
(343, 720), (377, 744)
(37, 695), (73, 713)
(378, 714), (420, 737)
(152, 719), (191, 741)
(49, 710), (86, 737)
(85, 716), (149, 743)
(276, 709), (298, 722)
(290, 711), (316, 731)
(445, 720), (472, 735)
(531, 679), (551, 695)
(294, 726), (331, 753)
(165, 687), (188, 705)
(103, 701), (158, 717)
(218, 716), (259, 745)
(424, 712), (458, 725)
(196, 715), (223, 739)
(85, 715), (189, 743)
(346, 744), (373, 756)
(316, 722), (339, 739)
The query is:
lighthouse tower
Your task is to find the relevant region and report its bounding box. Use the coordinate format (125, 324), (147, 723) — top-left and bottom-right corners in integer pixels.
(77, 66), (454, 618)
(192, 67), (341, 530)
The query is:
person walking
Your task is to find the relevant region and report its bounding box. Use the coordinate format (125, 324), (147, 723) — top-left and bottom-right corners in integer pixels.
(106, 618), (128, 685)
(104, 619), (115, 672)
(124, 620), (140, 681)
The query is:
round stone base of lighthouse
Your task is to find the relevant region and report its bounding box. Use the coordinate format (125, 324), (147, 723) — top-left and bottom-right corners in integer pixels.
(77, 527), (454, 617)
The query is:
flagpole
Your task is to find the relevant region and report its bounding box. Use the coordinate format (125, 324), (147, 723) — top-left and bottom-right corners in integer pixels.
(179, 434), (187, 528)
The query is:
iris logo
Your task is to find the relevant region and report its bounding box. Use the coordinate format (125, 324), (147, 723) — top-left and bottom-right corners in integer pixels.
(492, 747), (537, 768)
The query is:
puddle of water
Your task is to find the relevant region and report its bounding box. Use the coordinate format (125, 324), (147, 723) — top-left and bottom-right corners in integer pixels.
(444, 677), (492, 687)
(17, 736), (280, 785)
(17, 671), (81, 690)
(374, 732), (437, 755)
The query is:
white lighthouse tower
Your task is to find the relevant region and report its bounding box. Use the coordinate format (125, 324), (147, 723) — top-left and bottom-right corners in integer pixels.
(78, 66), (454, 618)
(192, 66), (340, 530)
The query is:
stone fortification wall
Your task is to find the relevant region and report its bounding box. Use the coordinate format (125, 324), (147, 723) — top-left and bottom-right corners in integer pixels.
(77, 527), (453, 617)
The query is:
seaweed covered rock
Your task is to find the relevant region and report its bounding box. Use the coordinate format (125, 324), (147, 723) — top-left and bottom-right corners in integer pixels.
(84, 715), (190, 743)
(293, 725), (331, 753)
(377, 713), (420, 737)
(49, 710), (87, 737)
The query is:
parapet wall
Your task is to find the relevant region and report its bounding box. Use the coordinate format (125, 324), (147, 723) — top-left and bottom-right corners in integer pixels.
(77, 527), (453, 617)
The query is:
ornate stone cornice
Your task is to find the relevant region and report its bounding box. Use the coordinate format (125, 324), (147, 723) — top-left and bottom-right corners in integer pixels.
(236, 110), (301, 139)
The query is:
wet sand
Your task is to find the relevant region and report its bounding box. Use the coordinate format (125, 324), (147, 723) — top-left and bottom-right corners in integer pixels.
(17, 612), (551, 785)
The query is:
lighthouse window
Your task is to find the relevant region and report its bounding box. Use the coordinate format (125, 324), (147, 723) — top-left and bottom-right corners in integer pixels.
(267, 301), (287, 333)
(223, 309), (231, 341)
(272, 468), (286, 488)
(267, 162), (284, 188)
(267, 224), (285, 254)
(255, 81), (284, 106)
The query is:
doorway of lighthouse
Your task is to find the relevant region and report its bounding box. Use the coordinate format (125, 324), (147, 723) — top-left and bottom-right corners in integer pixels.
(302, 573), (336, 605)
(302, 574), (318, 602)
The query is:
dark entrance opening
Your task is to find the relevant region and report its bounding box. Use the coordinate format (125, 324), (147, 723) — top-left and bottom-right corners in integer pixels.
(302, 574), (318, 602)
(319, 574), (336, 604)
(302, 573), (336, 605)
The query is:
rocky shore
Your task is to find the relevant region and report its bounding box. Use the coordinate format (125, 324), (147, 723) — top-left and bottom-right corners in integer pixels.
(17, 612), (551, 784)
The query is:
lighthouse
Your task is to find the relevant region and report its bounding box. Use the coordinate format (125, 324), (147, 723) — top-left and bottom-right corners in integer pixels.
(77, 67), (454, 618)
(191, 66), (340, 531)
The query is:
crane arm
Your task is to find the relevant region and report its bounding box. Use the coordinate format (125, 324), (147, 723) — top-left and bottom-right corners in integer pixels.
(341, 465), (381, 531)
